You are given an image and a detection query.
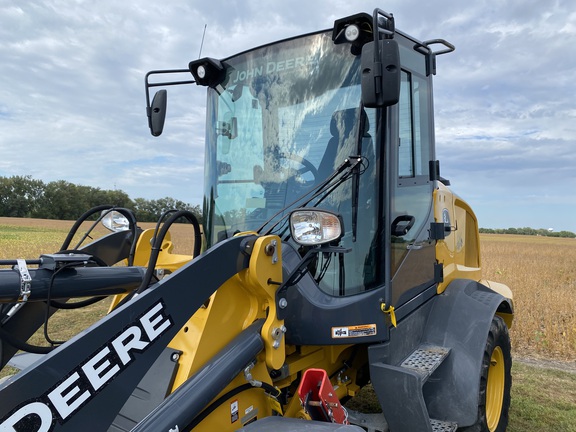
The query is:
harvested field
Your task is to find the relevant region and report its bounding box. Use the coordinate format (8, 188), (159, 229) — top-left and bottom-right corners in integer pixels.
(0, 216), (197, 259)
(1, 218), (575, 363)
(480, 234), (576, 363)
(1, 218), (576, 431)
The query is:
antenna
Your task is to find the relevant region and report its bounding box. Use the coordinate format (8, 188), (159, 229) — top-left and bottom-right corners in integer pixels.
(198, 24), (207, 58)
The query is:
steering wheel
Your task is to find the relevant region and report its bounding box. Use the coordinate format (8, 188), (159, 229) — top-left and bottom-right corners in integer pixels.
(280, 153), (318, 184)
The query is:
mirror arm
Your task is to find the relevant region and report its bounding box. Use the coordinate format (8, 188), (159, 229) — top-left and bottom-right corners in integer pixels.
(144, 69), (197, 136)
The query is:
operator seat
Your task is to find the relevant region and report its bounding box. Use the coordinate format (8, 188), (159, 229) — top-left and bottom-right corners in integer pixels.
(317, 108), (361, 181)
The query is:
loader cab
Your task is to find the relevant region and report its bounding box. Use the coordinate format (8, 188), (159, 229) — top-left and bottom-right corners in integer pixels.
(194, 12), (450, 342)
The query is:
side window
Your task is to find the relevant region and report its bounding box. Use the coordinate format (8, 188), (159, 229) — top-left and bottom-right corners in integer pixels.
(398, 72), (414, 177)
(398, 71), (432, 179)
(391, 70), (434, 276)
(314, 107), (381, 297)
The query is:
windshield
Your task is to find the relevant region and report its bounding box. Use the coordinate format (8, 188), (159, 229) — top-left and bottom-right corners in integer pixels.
(205, 32), (361, 239)
(203, 31), (380, 295)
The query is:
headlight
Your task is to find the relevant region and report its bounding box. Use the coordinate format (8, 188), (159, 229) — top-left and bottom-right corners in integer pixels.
(101, 210), (130, 232)
(290, 209), (343, 246)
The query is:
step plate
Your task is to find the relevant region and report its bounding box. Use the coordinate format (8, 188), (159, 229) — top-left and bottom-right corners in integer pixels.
(430, 418), (458, 432)
(400, 345), (450, 379)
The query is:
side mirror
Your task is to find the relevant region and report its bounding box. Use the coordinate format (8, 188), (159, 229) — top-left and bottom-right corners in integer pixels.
(361, 39), (400, 108)
(148, 90), (167, 137)
(101, 210), (130, 232)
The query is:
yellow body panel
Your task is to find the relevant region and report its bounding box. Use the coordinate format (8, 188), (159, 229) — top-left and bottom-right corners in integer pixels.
(160, 234), (363, 429)
(108, 228), (195, 311)
(190, 359), (276, 431)
(132, 228), (195, 272)
(434, 183), (482, 293)
(165, 234), (283, 382)
(434, 183), (514, 327)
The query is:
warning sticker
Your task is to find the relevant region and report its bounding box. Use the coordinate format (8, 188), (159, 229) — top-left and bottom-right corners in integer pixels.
(331, 324), (377, 338)
(231, 400), (239, 423)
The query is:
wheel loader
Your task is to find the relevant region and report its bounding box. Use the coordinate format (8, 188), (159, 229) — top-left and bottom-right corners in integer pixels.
(0, 9), (514, 432)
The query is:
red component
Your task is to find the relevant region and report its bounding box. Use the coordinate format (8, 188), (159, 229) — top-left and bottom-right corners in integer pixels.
(297, 368), (349, 424)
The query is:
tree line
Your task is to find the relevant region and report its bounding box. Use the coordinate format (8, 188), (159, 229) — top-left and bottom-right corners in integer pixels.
(479, 227), (576, 238)
(0, 175), (202, 223)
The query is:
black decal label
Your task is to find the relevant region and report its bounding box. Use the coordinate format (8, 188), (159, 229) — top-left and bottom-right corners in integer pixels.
(331, 324), (377, 338)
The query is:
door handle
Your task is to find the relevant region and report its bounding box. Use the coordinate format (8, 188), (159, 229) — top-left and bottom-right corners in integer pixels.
(391, 215), (415, 236)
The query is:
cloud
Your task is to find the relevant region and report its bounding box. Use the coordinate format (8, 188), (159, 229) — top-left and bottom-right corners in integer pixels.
(0, 0), (575, 231)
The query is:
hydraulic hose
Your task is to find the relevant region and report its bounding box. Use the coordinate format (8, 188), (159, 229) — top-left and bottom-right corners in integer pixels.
(185, 382), (281, 431)
(136, 210), (202, 295)
(0, 326), (53, 354)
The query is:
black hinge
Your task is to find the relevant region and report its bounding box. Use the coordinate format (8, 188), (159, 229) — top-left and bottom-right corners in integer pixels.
(430, 222), (446, 240)
(429, 160), (440, 181)
(434, 262), (444, 284)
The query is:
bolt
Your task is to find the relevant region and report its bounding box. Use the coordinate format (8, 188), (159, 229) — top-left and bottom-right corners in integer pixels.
(171, 352), (180, 362)
(264, 243), (275, 257)
(279, 298), (288, 309)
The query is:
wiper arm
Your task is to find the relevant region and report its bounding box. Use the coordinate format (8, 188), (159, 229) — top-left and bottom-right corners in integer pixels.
(351, 161), (360, 242)
(258, 156), (363, 235)
(351, 104), (369, 242)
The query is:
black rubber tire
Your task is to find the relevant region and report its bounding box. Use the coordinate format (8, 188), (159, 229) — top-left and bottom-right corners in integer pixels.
(460, 315), (512, 432)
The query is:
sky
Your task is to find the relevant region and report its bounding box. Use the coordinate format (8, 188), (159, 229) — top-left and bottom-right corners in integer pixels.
(1, 0), (575, 232)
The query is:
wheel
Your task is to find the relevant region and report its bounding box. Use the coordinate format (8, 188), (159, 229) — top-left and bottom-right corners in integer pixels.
(460, 315), (512, 432)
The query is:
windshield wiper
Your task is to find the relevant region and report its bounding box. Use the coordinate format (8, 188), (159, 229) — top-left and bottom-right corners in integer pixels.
(258, 156), (363, 235)
(351, 104), (369, 242)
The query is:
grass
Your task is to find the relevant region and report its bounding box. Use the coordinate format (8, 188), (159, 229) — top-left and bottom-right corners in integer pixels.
(1, 219), (575, 430)
(347, 362), (576, 431)
(508, 362), (576, 431)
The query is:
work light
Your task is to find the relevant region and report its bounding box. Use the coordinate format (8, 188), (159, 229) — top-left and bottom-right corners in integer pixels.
(290, 209), (343, 246)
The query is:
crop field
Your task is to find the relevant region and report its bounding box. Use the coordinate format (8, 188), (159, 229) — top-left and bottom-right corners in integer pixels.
(1, 217), (575, 430)
(480, 234), (576, 362)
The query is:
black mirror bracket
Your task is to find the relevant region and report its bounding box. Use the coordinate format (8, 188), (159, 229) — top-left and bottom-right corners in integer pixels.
(275, 245), (351, 320)
(144, 69), (196, 136)
(361, 8), (401, 108)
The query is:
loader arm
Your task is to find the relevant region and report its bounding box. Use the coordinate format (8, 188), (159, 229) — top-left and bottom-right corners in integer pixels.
(0, 234), (277, 432)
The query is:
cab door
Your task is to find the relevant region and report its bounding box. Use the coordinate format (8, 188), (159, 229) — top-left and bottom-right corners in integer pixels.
(388, 40), (437, 308)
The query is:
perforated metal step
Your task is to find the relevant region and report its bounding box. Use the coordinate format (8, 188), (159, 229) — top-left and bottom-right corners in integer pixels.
(347, 410), (457, 432)
(430, 418), (458, 432)
(400, 345), (450, 380)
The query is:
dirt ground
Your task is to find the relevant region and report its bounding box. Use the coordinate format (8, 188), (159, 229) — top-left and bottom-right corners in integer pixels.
(516, 356), (576, 374)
